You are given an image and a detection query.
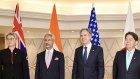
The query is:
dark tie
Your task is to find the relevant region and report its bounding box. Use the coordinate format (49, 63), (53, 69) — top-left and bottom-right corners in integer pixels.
(83, 47), (87, 64)
(11, 52), (13, 64)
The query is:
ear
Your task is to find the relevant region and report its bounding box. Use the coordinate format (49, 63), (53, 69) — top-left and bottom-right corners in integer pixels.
(52, 39), (55, 43)
(89, 34), (92, 38)
(135, 41), (138, 46)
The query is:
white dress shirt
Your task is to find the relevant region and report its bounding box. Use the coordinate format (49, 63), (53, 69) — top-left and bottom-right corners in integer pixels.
(83, 42), (92, 59)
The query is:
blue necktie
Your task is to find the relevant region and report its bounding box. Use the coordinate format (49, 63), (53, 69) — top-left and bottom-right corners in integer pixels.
(83, 47), (87, 64)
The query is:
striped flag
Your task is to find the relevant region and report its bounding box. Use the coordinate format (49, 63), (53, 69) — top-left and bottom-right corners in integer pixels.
(49, 4), (63, 52)
(122, 1), (135, 48)
(12, 3), (30, 79)
(88, 7), (100, 46)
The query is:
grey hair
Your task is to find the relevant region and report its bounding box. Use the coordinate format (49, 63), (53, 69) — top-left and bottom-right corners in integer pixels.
(6, 32), (18, 40)
(80, 28), (92, 35)
(44, 33), (55, 39)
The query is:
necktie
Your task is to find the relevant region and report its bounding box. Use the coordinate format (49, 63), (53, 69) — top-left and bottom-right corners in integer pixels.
(126, 52), (131, 70)
(83, 47), (87, 64)
(11, 52), (13, 64)
(46, 51), (51, 68)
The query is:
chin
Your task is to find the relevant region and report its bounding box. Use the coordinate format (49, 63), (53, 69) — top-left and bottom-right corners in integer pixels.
(126, 47), (134, 49)
(8, 45), (15, 47)
(82, 43), (87, 45)
(8, 44), (12, 46)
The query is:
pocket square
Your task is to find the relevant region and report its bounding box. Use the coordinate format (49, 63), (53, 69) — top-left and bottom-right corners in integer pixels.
(54, 57), (59, 60)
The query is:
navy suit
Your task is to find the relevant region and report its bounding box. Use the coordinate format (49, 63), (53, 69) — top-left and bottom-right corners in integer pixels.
(35, 49), (64, 79)
(72, 45), (104, 79)
(113, 49), (140, 79)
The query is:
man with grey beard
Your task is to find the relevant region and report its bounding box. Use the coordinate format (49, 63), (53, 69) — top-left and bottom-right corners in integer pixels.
(35, 34), (64, 79)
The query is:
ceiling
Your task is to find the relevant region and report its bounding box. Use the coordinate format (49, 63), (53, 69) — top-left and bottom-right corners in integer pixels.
(0, 0), (140, 37)
(0, 0), (139, 15)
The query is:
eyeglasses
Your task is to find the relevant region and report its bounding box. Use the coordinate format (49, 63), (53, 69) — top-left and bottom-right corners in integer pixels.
(6, 38), (15, 41)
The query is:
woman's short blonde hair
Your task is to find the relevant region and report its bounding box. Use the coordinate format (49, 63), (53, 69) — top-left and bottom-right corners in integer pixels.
(6, 32), (18, 40)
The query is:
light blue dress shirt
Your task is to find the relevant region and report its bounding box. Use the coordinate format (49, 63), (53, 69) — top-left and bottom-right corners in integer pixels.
(126, 48), (135, 70)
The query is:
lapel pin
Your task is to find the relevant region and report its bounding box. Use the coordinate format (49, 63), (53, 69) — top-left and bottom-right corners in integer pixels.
(134, 57), (136, 59)
(15, 53), (17, 54)
(92, 50), (94, 51)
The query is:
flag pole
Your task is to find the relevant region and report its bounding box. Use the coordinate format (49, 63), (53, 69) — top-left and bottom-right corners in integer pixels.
(92, 0), (94, 8)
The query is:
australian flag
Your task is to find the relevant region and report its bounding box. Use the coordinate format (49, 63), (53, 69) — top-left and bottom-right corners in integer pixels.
(88, 8), (100, 46)
(12, 3), (30, 79)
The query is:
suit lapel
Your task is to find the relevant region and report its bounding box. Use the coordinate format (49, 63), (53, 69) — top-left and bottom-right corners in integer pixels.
(79, 46), (84, 65)
(128, 49), (137, 71)
(42, 51), (48, 70)
(122, 50), (127, 72)
(86, 45), (95, 64)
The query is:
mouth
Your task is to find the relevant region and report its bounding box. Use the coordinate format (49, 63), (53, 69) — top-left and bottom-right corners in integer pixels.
(126, 44), (130, 45)
(8, 43), (12, 44)
(45, 43), (49, 45)
(46, 44), (50, 47)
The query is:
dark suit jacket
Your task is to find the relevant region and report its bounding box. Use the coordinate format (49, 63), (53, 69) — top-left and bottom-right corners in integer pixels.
(0, 48), (29, 79)
(72, 45), (104, 79)
(35, 49), (64, 79)
(113, 49), (140, 79)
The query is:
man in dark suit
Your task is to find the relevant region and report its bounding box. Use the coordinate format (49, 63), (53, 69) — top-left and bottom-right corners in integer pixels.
(113, 32), (140, 79)
(35, 33), (64, 79)
(72, 28), (104, 79)
(0, 32), (29, 79)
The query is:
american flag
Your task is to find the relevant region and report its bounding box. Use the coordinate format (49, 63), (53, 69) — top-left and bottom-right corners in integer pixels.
(12, 3), (30, 79)
(88, 8), (100, 46)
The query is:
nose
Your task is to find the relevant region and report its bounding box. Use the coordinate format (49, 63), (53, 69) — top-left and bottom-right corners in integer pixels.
(126, 40), (130, 42)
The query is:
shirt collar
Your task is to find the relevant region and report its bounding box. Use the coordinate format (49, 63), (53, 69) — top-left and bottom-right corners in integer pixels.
(7, 47), (16, 52)
(127, 48), (135, 54)
(46, 48), (54, 54)
(83, 42), (92, 48)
